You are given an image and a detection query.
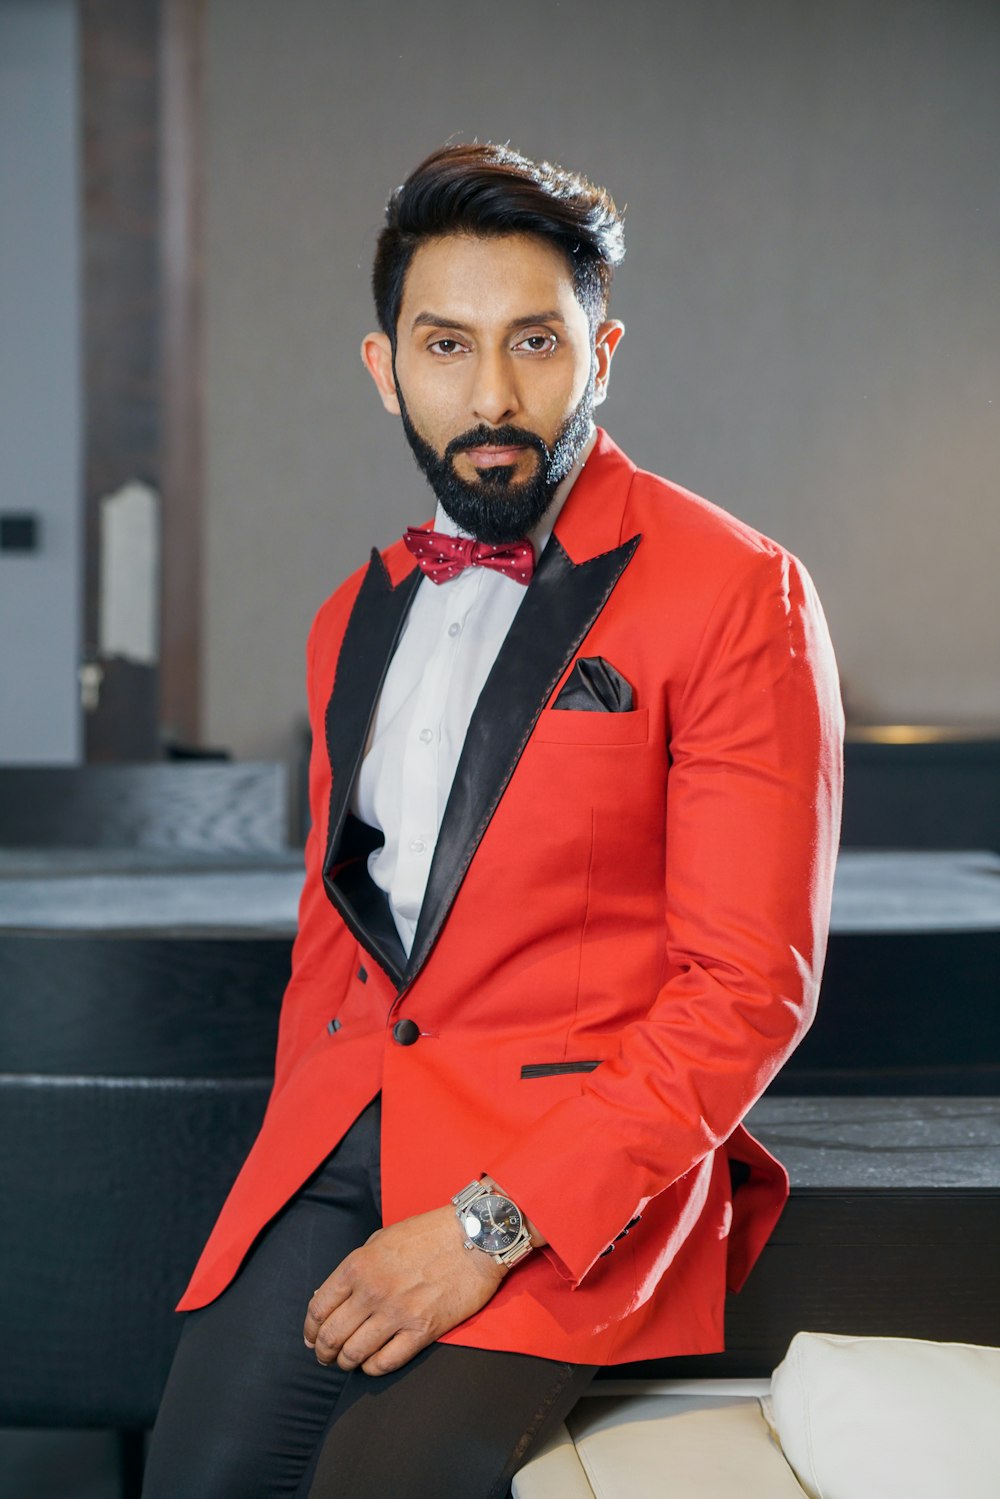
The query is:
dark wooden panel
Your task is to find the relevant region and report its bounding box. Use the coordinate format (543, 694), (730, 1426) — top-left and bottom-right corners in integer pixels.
(0, 762), (289, 852)
(159, 0), (205, 749)
(0, 933), (289, 1077)
(610, 1097), (1000, 1377)
(80, 0), (208, 755)
(610, 1192), (1000, 1379)
(767, 1065), (1000, 1096)
(775, 929), (1000, 1092)
(81, 0), (162, 761)
(0, 1076), (269, 1427)
(843, 737), (1000, 851)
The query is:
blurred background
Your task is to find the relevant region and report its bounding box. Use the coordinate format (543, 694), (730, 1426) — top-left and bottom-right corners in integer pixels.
(1, 1), (998, 1496)
(1, 0), (997, 774)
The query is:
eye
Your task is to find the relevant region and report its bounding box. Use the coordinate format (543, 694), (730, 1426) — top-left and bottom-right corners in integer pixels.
(514, 332), (558, 355)
(427, 337), (469, 357)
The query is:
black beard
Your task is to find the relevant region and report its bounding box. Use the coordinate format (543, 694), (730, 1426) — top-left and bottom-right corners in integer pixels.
(395, 382), (595, 545)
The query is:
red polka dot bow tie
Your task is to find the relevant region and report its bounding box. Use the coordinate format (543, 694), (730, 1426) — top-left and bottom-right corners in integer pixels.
(403, 527), (535, 586)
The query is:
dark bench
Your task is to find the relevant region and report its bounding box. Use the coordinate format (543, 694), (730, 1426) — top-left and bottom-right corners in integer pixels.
(616, 1095), (1000, 1380)
(2, 845), (998, 1493)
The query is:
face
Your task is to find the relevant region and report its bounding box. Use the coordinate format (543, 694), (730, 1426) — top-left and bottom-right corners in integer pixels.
(362, 233), (624, 543)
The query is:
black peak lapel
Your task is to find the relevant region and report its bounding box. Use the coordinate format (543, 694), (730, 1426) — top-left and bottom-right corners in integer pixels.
(321, 549), (421, 986)
(406, 531), (641, 981)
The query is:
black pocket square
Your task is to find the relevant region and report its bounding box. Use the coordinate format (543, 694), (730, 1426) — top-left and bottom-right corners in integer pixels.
(552, 657), (634, 713)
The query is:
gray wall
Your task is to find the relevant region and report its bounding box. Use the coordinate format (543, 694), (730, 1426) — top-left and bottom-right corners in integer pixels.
(202, 0), (1000, 761)
(0, 0), (81, 763)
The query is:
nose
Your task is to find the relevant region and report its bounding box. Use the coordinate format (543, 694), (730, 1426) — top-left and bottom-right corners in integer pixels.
(469, 347), (520, 428)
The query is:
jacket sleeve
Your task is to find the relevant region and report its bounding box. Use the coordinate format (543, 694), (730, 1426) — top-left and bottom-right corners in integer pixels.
(483, 546), (844, 1285)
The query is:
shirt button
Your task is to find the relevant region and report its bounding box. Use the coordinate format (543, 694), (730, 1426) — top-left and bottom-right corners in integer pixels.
(447, 621), (461, 637)
(392, 1018), (420, 1046)
(418, 727), (433, 743)
(409, 838), (427, 853)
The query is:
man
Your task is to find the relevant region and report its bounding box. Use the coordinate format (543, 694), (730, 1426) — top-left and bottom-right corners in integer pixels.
(143, 143), (843, 1498)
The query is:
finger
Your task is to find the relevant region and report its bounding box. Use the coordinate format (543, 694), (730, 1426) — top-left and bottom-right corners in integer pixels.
(311, 1292), (378, 1366)
(312, 1313), (352, 1365)
(360, 1328), (432, 1378)
(335, 1315), (392, 1373)
(303, 1280), (352, 1349)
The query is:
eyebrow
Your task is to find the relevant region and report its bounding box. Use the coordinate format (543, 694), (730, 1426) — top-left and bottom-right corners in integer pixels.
(410, 310), (566, 334)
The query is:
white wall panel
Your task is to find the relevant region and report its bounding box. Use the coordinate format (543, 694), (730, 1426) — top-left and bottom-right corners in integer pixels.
(0, 0), (81, 763)
(201, 0), (1000, 758)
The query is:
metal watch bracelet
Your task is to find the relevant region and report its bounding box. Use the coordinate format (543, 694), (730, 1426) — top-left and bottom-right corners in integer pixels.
(452, 1180), (534, 1267)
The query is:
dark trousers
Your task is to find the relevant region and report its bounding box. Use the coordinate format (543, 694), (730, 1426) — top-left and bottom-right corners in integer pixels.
(142, 1097), (597, 1498)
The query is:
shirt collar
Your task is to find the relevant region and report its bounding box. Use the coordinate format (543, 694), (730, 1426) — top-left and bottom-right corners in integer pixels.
(432, 425), (598, 558)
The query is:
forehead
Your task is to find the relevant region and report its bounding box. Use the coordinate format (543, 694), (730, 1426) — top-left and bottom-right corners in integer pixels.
(399, 233), (585, 331)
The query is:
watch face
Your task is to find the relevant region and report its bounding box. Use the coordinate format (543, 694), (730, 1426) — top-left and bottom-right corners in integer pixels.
(462, 1194), (523, 1254)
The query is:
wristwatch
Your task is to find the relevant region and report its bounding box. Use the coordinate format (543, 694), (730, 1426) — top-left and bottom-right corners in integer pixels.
(452, 1180), (534, 1267)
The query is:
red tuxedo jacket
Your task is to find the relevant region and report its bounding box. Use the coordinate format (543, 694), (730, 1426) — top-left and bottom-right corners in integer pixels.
(179, 429), (844, 1366)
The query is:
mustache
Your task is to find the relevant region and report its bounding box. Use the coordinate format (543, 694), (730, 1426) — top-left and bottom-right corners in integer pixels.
(445, 425), (548, 462)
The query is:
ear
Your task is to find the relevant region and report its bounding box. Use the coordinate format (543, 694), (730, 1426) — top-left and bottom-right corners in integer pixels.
(592, 320), (625, 407)
(361, 331), (400, 415)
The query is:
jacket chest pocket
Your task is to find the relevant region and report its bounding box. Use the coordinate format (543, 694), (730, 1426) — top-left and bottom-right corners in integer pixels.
(532, 707), (649, 746)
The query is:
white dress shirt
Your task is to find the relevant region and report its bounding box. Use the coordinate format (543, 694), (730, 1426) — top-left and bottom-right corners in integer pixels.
(353, 428), (597, 955)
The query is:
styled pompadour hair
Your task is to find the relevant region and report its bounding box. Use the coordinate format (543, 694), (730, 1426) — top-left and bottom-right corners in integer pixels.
(372, 142), (625, 345)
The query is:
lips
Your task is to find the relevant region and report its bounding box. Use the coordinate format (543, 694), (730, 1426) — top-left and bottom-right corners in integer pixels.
(462, 445), (528, 469)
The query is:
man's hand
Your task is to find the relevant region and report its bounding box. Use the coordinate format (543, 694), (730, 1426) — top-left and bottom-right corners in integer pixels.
(303, 1205), (506, 1377)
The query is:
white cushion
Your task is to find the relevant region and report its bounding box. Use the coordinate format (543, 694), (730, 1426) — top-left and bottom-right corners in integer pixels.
(513, 1394), (806, 1497)
(769, 1332), (1000, 1499)
(511, 1420), (594, 1498)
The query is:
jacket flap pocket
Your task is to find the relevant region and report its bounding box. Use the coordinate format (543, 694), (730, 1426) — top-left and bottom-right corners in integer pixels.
(521, 1060), (603, 1079)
